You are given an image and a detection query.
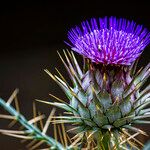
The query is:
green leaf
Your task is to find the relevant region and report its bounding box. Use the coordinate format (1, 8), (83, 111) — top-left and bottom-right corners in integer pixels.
(71, 96), (78, 110)
(105, 106), (121, 123)
(119, 100), (132, 116)
(102, 125), (114, 130)
(113, 115), (134, 127)
(78, 104), (91, 120)
(88, 99), (97, 118)
(77, 91), (87, 106)
(93, 113), (108, 127)
(133, 120), (150, 124)
(111, 80), (124, 100)
(97, 91), (112, 111)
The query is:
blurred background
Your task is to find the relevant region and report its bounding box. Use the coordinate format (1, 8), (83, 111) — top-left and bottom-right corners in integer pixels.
(0, 1), (149, 149)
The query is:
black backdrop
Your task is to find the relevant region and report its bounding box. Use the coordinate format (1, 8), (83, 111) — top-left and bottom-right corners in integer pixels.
(0, 1), (149, 149)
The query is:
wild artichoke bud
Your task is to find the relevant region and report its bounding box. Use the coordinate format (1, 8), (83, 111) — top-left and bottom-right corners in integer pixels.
(47, 17), (150, 149)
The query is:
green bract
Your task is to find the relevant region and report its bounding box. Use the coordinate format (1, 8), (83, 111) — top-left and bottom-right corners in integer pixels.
(45, 50), (150, 149)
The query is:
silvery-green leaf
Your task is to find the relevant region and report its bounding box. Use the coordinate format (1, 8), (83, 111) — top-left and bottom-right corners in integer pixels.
(106, 106), (121, 123)
(93, 113), (108, 127)
(97, 91), (112, 111)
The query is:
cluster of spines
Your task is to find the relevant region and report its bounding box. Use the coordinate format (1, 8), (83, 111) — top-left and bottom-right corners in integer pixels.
(0, 50), (149, 149)
(0, 89), (72, 150)
(43, 50), (150, 149)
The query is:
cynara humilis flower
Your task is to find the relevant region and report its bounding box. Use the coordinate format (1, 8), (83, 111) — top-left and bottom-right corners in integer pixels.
(67, 16), (150, 65)
(0, 17), (150, 150)
(45, 17), (150, 149)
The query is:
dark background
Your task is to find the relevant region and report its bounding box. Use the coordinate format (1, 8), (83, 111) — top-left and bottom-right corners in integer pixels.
(0, 1), (149, 149)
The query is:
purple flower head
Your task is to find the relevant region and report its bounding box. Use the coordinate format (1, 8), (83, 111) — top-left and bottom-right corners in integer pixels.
(66, 17), (150, 65)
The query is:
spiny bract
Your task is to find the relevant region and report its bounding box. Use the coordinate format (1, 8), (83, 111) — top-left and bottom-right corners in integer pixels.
(45, 17), (150, 149)
(46, 50), (150, 149)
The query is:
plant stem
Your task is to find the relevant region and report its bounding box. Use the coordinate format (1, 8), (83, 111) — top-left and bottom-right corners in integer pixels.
(0, 98), (65, 150)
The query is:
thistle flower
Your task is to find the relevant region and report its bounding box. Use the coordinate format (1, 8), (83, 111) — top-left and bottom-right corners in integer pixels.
(43, 17), (150, 149)
(0, 17), (149, 150)
(67, 17), (150, 65)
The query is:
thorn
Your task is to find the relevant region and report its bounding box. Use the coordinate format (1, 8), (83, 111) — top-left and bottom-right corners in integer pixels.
(0, 129), (26, 134)
(112, 97), (119, 105)
(70, 51), (83, 77)
(20, 139), (27, 144)
(44, 69), (56, 81)
(14, 96), (20, 113)
(28, 115), (45, 125)
(87, 131), (96, 140)
(61, 122), (68, 147)
(8, 120), (17, 128)
(55, 75), (71, 90)
(103, 72), (107, 82)
(49, 93), (66, 103)
(69, 135), (82, 147)
(53, 118), (57, 141)
(66, 133), (72, 144)
(0, 114), (16, 120)
(2, 132), (33, 139)
(19, 125), (24, 130)
(51, 116), (81, 119)
(42, 108), (55, 134)
(37, 148), (50, 150)
(36, 99), (50, 104)
(121, 130), (143, 146)
(29, 141), (44, 150)
(63, 112), (73, 115)
(58, 124), (65, 146)
(7, 89), (19, 105)
(71, 133), (81, 140)
(67, 126), (80, 133)
(26, 140), (37, 148)
(55, 67), (67, 84)
(38, 111), (44, 130)
(33, 102), (37, 127)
